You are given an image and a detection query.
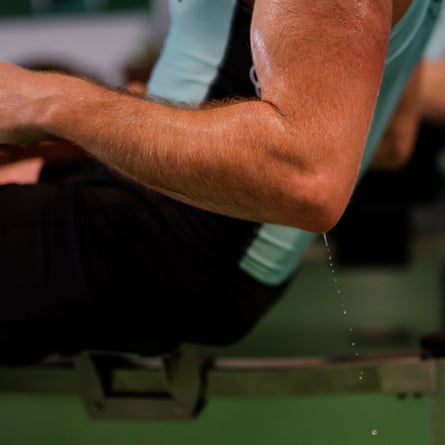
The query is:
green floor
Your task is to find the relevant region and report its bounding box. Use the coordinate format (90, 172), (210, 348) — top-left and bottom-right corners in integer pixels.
(0, 228), (443, 444)
(0, 394), (432, 445)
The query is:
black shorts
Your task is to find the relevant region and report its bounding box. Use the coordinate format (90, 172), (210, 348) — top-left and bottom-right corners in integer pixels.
(0, 159), (287, 364)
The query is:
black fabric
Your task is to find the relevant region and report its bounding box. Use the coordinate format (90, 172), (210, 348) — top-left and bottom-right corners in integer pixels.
(205, 1), (256, 101)
(0, 159), (286, 365)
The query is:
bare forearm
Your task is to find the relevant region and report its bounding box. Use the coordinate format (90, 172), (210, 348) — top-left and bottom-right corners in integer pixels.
(36, 79), (331, 230)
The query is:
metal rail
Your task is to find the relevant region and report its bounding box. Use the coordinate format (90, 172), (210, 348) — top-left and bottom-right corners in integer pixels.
(1, 344), (445, 443)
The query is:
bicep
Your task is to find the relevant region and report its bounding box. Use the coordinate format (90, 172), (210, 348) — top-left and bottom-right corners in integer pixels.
(250, 0), (393, 167)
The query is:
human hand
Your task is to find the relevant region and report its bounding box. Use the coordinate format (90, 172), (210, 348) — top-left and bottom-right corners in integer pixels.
(0, 62), (54, 145)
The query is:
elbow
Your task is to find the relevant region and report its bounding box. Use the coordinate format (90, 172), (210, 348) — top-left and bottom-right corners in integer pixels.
(384, 151), (412, 171)
(256, 107), (360, 232)
(302, 194), (347, 234)
(383, 135), (416, 170)
(370, 138), (415, 171)
(371, 115), (419, 171)
(278, 172), (352, 234)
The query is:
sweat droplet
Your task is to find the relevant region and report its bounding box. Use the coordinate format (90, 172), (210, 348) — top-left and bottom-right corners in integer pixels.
(323, 233), (363, 384)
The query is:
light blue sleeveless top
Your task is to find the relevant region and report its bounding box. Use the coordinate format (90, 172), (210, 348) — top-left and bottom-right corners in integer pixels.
(149, 0), (442, 285)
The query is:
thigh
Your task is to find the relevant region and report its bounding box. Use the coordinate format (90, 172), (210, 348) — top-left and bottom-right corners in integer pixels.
(0, 161), (183, 362)
(0, 159), (283, 363)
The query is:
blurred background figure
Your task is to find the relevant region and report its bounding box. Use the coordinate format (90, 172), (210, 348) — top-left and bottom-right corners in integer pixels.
(330, 3), (445, 343)
(331, 3), (445, 269)
(422, 1), (445, 124)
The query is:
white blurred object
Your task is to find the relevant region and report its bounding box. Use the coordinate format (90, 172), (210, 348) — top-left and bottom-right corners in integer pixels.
(0, 0), (170, 86)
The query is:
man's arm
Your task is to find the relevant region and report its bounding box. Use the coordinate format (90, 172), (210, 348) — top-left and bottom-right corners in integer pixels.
(419, 58), (445, 123)
(0, 0), (392, 233)
(370, 60), (424, 170)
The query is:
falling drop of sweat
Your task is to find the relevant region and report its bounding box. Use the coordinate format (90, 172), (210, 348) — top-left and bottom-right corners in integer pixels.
(323, 233), (380, 439)
(322, 233), (364, 380)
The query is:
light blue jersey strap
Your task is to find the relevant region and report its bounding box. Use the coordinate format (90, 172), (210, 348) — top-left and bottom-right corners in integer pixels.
(149, 0), (237, 104)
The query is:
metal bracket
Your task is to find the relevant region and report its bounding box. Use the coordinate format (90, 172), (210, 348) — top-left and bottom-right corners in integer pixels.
(75, 346), (209, 421)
